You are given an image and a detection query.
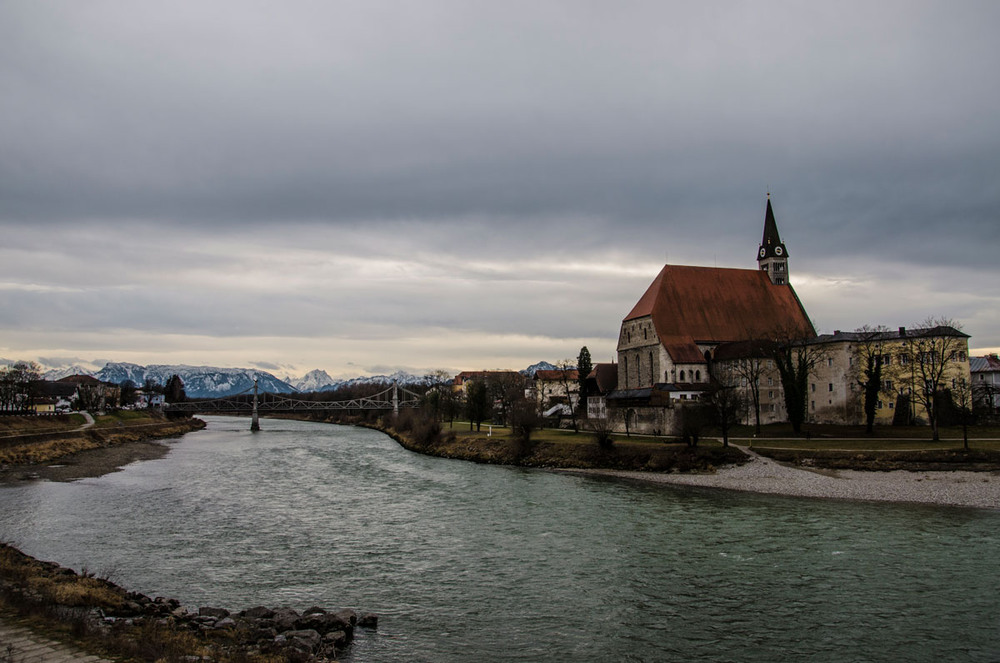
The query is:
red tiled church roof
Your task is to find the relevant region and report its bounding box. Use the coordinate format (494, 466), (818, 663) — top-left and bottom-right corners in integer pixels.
(534, 369), (579, 381)
(625, 264), (815, 362)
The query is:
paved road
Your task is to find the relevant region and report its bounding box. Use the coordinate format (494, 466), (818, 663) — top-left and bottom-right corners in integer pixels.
(0, 617), (112, 663)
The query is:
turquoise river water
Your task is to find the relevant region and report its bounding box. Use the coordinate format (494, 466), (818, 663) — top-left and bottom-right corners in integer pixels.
(0, 416), (998, 661)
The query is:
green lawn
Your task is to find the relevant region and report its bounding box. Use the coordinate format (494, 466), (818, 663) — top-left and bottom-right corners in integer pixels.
(442, 420), (729, 448)
(441, 419), (1000, 452)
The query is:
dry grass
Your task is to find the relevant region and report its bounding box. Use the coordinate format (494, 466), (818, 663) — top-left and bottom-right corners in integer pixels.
(25, 576), (124, 609)
(0, 415), (83, 436)
(0, 437), (98, 465)
(0, 413), (203, 467)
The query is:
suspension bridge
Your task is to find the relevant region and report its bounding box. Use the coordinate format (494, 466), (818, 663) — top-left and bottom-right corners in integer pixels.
(164, 380), (423, 431)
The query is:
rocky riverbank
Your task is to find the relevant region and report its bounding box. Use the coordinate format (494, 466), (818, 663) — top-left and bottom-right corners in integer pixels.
(0, 543), (377, 662)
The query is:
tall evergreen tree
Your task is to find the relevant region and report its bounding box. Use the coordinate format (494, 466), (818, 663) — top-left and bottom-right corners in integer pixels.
(576, 346), (593, 403)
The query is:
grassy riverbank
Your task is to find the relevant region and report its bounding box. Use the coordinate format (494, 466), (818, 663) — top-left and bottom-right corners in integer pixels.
(730, 423), (1000, 471)
(268, 412), (749, 472)
(274, 411), (1000, 473)
(0, 411), (205, 476)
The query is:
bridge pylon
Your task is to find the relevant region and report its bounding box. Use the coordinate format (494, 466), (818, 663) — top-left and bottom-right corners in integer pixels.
(250, 379), (261, 432)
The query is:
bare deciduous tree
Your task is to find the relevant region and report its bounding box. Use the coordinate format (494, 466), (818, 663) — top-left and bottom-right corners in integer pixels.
(854, 325), (890, 434)
(901, 317), (968, 441)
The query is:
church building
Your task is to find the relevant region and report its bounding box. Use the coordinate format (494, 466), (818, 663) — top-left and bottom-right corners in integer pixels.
(613, 196), (815, 431)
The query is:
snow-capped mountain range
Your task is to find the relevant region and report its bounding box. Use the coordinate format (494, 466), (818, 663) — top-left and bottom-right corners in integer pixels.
(94, 363), (299, 398)
(35, 360), (563, 399)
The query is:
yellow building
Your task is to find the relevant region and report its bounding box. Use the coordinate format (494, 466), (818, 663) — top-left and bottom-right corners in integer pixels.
(806, 325), (971, 427)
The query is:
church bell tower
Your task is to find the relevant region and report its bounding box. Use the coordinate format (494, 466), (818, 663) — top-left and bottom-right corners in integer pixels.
(757, 193), (789, 285)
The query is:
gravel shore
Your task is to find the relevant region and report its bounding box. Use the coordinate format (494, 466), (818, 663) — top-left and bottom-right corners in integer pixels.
(570, 446), (1000, 510)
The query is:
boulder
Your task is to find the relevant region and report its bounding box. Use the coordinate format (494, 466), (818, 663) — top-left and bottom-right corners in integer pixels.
(215, 617), (236, 629)
(282, 629), (322, 654)
(241, 606), (276, 620)
(330, 608), (357, 628)
(272, 607), (301, 632)
(303, 605), (327, 616)
(199, 606), (231, 619)
(296, 609), (356, 636)
(358, 612), (379, 629)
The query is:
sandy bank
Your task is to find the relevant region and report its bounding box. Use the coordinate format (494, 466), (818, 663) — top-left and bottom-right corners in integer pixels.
(566, 446), (1000, 510)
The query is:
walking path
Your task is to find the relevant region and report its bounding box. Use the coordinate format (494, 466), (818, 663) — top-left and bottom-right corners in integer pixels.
(73, 411), (95, 432)
(572, 445), (1000, 509)
(0, 616), (111, 663)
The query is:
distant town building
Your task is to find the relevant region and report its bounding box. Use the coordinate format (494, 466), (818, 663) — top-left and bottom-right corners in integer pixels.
(971, 354), (1000, 414)
(533, 369), (579, 410)
(585, 363), (618, 419)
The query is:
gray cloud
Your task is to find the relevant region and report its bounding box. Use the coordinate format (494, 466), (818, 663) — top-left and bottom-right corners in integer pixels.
(2, 1), (999, 373)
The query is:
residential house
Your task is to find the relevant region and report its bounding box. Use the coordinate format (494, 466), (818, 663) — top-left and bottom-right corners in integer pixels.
(533, 369), (579, 410)
(971, 354), (1000, 414)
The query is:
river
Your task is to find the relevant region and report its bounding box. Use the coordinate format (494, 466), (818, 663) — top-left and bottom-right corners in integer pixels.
(1, 416), (998, 661)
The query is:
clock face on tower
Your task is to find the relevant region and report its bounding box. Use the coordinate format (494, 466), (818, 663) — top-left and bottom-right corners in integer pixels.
(775, 246), (784, 256)
(759, 247), (767, 258)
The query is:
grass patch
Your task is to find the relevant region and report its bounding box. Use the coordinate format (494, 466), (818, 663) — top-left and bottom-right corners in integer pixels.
(391, 418), (745, 472)
(0, 437), (98, 465)
(0, 415), (80, 436)
(753, 439), (1000, 452)
(732, 423), (1000, 440)
(92, 410), (162, 428)
(0, 414), (204, 467)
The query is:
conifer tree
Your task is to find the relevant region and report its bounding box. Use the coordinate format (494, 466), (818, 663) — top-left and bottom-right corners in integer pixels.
(576, 346), (593, 403)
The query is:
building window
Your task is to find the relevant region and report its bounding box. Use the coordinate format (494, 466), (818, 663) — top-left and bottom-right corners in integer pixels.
(828, 383), (833, 392)
(623, 356), (628, 389)
(884, 380), (893, 391)
(811, 383), (815, 393)
(768, 377), (773, 387)
(679, 370), (685, 381)
(900, 354), (909, 365)
(811, 400), (815, 410)
(878, 400), (884, 409)
(695, 370), (701, 381)
(649, 352), (654, 386)
(768, 390), (774, 398)
(883, 354), (892, 366)
(644, 328), (648, 340)
(889, 402), (894, 409)
(827, 358), (833, 367)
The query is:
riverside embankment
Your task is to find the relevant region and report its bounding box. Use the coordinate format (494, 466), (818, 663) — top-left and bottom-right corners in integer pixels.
(0, 542), (376, 662)
(0, 412), (205, 483)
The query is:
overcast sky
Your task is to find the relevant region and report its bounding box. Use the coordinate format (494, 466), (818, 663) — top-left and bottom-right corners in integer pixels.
(2, 1), (998, 379)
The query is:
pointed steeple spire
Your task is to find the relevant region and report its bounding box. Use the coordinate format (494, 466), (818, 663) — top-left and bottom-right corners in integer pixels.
(757, 193), (789, 285)
(759, 193), (787, 257)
